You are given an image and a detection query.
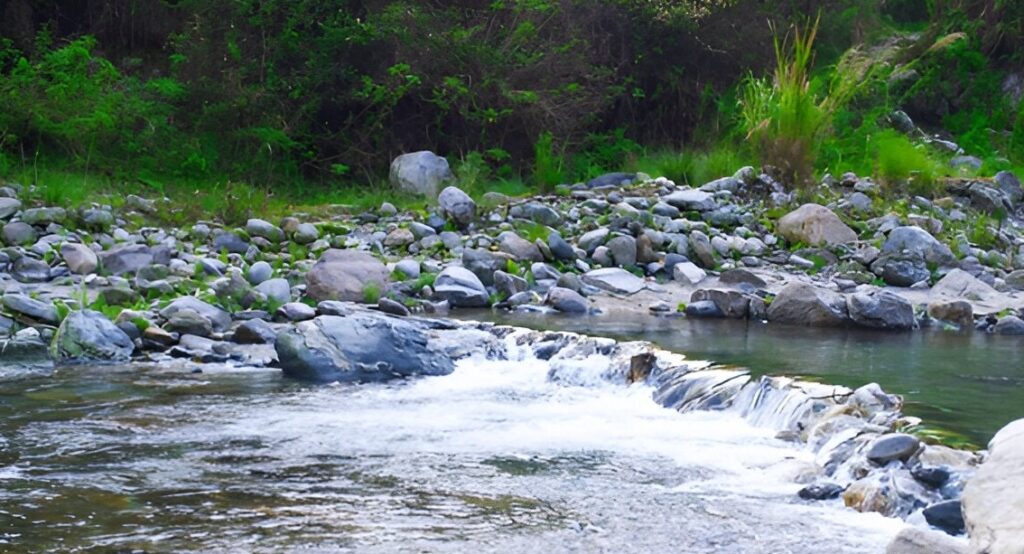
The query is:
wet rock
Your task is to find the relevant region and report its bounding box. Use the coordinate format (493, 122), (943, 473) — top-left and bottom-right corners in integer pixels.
(61, 243), (98, 274)
(994, 315), (1024, 335)
(963, 418), (1024, 553)
(885, 526), (968, 554)
(847, 290), (916, 330)
(777, 204), (858, 246)
(99, 244), (154, 275)
(232, 319), (278, 344)
(438, 186), (476, 229)
(434, 266), (489, 307)
(685, 300), (723, 318)
(2, 293), (59, 325)
(159, 297), (231, 333)
(867, 433), (921, 465)
(767, 283), (849, 327)
(2, 221), (37, 245)
(305, 249), (389, 303)
(582, 268), (645, 295)
(911, 466), (951, 488)
(50, 310), (134, 364)
(923, 499), (965, 535)
(389, 151), (455, 198)
(798, 482), (845, 500)
(843, 469), (937, 518)
(275, 313), (456, 382)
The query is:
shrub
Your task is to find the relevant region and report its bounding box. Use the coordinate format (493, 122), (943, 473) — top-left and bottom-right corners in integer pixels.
(874, 130), (942, 196)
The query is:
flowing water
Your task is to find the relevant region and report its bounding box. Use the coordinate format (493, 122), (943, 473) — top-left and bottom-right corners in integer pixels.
(481, 312), (1024, 447)
(0, 332), (904, 553)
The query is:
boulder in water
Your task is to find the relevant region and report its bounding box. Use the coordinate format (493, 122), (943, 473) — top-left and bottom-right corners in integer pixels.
(767, 282), (849, 327)
(884, 526), (968, 554)
(50, 310), (134, 365)
(275, 313), (455, 382)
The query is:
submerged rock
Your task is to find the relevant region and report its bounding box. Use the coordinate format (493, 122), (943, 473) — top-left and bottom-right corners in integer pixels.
(50, 310), (134, 365)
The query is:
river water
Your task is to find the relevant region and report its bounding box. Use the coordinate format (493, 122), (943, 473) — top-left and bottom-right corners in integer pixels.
(482, 312), (1024, 447)
(0, 330), (904, 553)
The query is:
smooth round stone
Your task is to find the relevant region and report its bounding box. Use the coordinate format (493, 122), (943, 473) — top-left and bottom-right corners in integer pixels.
(866, 433), (921, 465)
(395, 259), (421, 279)
(922, 499), (965, 535)
(247, 261), (273, 285)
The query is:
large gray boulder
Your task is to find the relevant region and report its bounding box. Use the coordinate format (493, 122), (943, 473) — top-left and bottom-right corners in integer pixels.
(61, 243), (98, 275)
(767, 282), (849, 326)
(275, 313), (455, 382)
(882, 226), (956, 265)
(884, 526), (968, 554)
(433, 266), (489, 307)
(497, 231), (542, 262)
(305, 249), (390, 303)
(438, 186), (476, 229)
(847, 289), (916, 330)
(777, 204), (858, 247)
(50, 310), (134, 365)
(663, 189), (717, 212)
(2, 293), (59, 325)
(963, 418), (1024, 554)
(389, 151), (455, 199)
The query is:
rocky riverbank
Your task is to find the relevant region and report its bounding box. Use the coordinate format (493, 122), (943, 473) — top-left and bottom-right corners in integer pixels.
(1, 158), (1024, 549)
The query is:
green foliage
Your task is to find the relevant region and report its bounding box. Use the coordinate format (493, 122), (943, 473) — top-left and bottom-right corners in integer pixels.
(532, 132), (563, 192)
(873, 130), (942, 195)
(362, 282), (382, 304)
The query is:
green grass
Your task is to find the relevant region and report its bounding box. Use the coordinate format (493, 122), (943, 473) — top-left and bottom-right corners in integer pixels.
(873, 130), (944, 196)
(630, 145), (754, 187)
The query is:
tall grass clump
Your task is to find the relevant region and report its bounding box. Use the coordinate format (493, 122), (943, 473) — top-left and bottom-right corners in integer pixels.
(532, 132), (564, 193)
(874, 130), (943, 197)
(740, 16), (829, 189)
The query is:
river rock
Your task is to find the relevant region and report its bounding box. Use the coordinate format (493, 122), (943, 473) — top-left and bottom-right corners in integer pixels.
(547, 232), (576, 261)
(689, 230), (716, 268)
(2, 221), (37, 245)
(882, 226), (955, 265)
(99, 244), (154, 275)
(494, 270), (528, 298)
(798, 482), (845, 500)
(578, 228), (609, 254)
(767, 282), (849, 326)
(232, 318), (278, 344)
(963, 418), (1024, 553)
(165, 308), (214, 337)
(12, 257), (50, 283)
(994, 170), (1022, 206)
(256, 278), (291, 304)
(212, 232), (249, 254)
(673, 262), (706, 285)
(438, 186), (476, 229)
(994, 315), (1024, 335)
(246, 261), (273, 285)
(293, 222), (319, 244)
(498, 231), (542, 262)
(871, 254), (931, 287)
(527, 204), (562, 226)
(931, 269), (1001, 303)
(61, 243), (98, 274)
(50, 310), (134, 364)
(305, 249), (389, 302)
(847, 290), (916, 330)
(377, 297), (410, 317)
(275, 313), (456, 382)
(433, 266), (489, 307)
(545, 287), (588, 313)
(2, 293), (59, 325)
(389, 151), (455, 198)
(277, 302), (317, 322)
(582, 268), (645, 295)
(885, 526), (968, 554)
(690, 289), (750, 318)
(923, 499), (965, 535)
(80, 208), (114, 230)
(867, 433), (921, 465)
(664, 189), (717, 211)
(606, 235), (637, 267)
(0, 197), (20, 220)
(777, 204), (858, 246)
(21, 207), (66, 226)
(159, 297), (231, 333)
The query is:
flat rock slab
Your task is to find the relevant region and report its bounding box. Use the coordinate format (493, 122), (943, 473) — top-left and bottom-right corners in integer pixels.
(582, 268), (646, 295)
